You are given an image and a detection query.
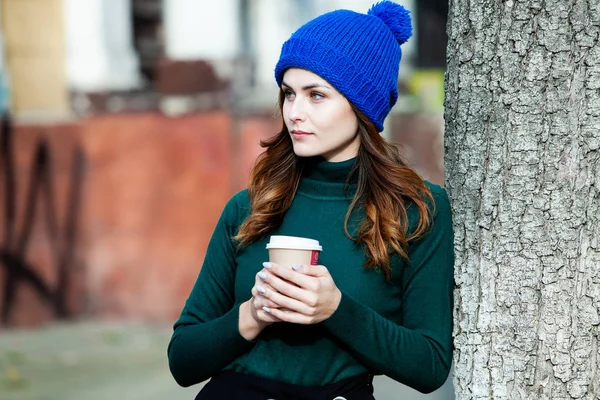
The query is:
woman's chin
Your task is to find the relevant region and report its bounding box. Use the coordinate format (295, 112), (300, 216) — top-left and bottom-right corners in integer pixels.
(292, 146), (320, 158)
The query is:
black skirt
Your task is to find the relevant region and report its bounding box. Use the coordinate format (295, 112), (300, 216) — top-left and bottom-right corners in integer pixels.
(195, 370), (375, 400)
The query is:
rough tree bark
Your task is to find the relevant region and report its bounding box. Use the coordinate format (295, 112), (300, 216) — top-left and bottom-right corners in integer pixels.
(445, 0), (600, 399)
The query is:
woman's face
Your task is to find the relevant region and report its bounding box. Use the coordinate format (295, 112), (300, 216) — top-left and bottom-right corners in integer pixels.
(281, 68), (360, 162)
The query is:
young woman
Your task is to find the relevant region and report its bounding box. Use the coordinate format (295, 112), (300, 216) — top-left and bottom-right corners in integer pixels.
(168, 2), (454, 399)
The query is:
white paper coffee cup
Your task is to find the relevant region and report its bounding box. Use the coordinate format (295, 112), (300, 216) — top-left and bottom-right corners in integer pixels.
(266, 235), (322, 268)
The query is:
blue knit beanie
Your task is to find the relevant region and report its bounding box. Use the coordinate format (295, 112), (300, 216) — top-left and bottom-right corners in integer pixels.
(274, 1), (412, 132)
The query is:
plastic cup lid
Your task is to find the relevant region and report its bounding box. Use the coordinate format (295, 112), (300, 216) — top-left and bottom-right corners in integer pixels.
(266, 235), (322, 251)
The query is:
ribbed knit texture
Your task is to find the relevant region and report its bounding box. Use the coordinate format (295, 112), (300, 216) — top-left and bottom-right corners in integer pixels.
(275, 1), (413, 132)
(168, 157), (455, 393)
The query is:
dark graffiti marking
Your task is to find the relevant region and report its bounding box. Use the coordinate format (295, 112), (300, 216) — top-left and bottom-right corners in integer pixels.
(0, 112), (85, 326)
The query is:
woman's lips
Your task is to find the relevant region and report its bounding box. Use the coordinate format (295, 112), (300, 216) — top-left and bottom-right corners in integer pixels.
(291, 130), (312, 139)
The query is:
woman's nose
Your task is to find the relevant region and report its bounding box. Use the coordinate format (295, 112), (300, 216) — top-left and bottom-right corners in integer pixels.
(288, 98), (307, 122)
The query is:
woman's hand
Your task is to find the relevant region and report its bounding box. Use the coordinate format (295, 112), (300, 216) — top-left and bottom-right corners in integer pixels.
(250, 269), (284, 323)
(238, 270), (283, 341)
(255, 262), (342, 324)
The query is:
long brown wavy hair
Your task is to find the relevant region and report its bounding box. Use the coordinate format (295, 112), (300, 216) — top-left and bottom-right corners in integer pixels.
(234, 91), (434, 279)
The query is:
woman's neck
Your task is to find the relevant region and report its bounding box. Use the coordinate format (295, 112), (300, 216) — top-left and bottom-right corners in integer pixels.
(297, 157), (358, 200)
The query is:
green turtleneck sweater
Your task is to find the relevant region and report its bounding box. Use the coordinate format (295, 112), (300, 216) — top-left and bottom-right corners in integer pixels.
(168, 157), (454, 394)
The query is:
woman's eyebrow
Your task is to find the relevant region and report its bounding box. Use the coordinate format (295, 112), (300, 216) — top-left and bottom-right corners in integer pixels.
(281, 81), (331, 91)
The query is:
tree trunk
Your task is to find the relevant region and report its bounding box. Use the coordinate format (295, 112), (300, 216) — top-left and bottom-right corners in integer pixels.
(445, 0), (600, 399)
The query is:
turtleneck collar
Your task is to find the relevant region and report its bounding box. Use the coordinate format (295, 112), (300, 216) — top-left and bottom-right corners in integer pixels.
(297, 157), (358, 200)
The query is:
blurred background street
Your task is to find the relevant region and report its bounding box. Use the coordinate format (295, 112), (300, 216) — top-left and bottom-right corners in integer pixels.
(0, 321), (454, 400)
(0, 0), (451, 399)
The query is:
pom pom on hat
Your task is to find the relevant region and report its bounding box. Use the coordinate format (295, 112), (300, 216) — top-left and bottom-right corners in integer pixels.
(368, 1), (412, 45)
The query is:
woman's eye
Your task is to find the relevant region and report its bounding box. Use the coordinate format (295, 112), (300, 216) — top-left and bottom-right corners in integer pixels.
(283, 90), (295, 99)
(311, 92), (324, 100)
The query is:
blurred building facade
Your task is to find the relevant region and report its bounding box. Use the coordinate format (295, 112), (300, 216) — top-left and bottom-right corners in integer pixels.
(0, 0), (447, 328)
(0, 0), (449, 118)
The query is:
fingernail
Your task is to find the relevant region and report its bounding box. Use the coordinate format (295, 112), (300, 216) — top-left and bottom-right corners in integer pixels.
(291, 264), (302, 271)
(258, 272), (267, 280)
(262, 262), (272, 269)
(256, 286), (266, 294)
(262, 306), (271, 313)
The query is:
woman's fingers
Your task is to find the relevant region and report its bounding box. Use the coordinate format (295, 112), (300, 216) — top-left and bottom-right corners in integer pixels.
(258, 285), (315, 315)
(255, 308), (280, 323)
(251, 288), (281, 309)
(258, 267), (316, 305)
(257, 262), (341, 324)
(262, 307), (315, 325)
(263, 262), (317, 290)
(249, 296), (281, 323)
(252, 262), (341, 324)
(252, 280), (284, 307)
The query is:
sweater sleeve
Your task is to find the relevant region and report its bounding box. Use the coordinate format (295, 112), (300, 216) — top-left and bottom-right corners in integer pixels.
(167, 192), (254, 387)
(322, 186), (454, 394)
